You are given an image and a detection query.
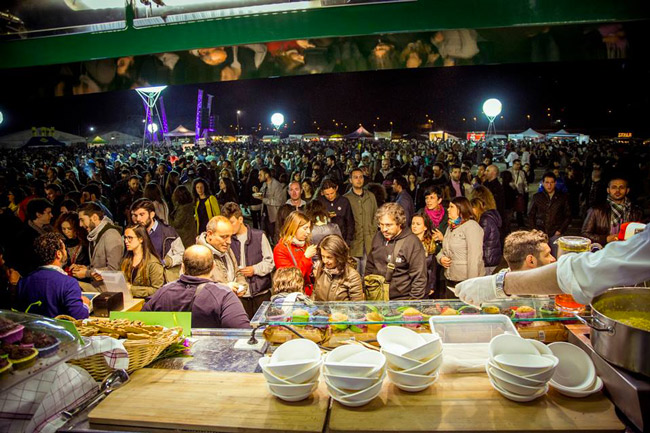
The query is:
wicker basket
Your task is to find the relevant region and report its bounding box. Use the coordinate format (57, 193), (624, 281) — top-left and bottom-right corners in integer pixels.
(57, 316), (183, 381)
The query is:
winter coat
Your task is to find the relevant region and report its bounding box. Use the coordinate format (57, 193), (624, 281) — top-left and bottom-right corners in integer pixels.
(86, 217), (124, 278)
(196, 233), (248, 289)
(194, 195), (220, 233)
(395, 190), (415, 226)
(230, 226), (274, 297)
(125, 255), (166, 298)
(344, 189), (378, 257)
(581, 202), (644, 245)
(273, 240), (314, 293)
(312, 264), (364, 302)
(170, 203), (197, 248)
(528, 191), (572, 236)
(437, 220), (485, 282)
(364, 227), (427, 300)
(479, 210), (502, 267)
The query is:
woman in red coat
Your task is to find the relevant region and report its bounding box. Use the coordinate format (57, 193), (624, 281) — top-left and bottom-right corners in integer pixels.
(273, 211), (317, 295)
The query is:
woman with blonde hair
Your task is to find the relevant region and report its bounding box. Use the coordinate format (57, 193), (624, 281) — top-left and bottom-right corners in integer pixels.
(121, 225), (165, 298)
(313, 235), (364, 302)
(470, 185), (502, 274)
(273, 211), (317, 295)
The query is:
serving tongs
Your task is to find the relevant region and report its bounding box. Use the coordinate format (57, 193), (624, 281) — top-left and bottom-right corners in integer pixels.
(61, 369), (130, 420)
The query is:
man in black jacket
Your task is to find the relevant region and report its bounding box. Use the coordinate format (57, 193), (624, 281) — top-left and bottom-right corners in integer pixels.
(365, 203), (427, 300)
(581, 177), (644, 245)
(528, 172), (572, 240)
(317, 179), (355, 245)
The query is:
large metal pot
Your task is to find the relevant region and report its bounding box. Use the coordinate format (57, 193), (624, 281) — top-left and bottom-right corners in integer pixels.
(580, 287), (650, 378)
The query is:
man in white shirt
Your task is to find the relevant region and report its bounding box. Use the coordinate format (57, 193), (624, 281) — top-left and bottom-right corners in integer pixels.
(453, 225), (650, 306)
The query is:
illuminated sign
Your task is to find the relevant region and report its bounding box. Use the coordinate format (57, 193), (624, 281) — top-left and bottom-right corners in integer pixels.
(617, 132), (632, 138)
(467, 132), (485, 141)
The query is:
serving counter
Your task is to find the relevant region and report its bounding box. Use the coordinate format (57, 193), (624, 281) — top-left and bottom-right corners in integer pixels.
(56, 328), (625, 433)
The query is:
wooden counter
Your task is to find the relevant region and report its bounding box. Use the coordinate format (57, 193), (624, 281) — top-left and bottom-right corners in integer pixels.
(328, 373), (624, 433)
(89, 370), (624, 433)
(89, 369), (330, 432)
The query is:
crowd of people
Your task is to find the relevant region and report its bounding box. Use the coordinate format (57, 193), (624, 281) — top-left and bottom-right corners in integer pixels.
(0, 137), (647, 327)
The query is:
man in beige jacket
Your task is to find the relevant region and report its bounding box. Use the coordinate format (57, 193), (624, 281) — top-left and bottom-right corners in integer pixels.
(196, 216), (248, 297)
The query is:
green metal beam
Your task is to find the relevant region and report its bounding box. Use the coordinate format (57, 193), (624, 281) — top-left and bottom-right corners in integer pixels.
(0, 0), (647, 69)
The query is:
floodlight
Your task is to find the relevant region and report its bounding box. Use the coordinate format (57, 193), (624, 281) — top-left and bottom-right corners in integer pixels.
(271, 113), (285, 128)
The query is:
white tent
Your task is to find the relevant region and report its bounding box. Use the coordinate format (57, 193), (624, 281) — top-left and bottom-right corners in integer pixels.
(98, 131), (140, 146)
(508, 128), (545, 141)
(547, 129), (589, 144)
(164, 125), (195, 137)
(0, 128), (85, 149)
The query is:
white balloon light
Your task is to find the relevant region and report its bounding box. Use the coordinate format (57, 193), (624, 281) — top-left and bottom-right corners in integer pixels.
(0, 111), (4, 125)
(147, 123), (159, 133)
(271, 113), (285, 128)
(482, 98), (502, 118)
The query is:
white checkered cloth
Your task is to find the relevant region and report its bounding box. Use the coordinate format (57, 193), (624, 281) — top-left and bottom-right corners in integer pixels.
(0, 336), (129, 433)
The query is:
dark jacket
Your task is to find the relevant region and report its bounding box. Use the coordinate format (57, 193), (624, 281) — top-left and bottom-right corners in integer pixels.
(479, 210), (502, 267)
(395, 190), (415, 226)
(484, 178), (505, 216)
(230, 226), (273, 297)
(364, 227), (427, 300)
(528, 190), (572, 236)
(170, 203), (197, 248)
(581, 202), (644, 245)
(317, 195), (355, 244)
(143, 275), (250, 329)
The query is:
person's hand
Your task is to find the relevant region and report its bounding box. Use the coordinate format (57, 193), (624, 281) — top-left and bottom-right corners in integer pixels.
(7, 268), (20, 285)
(81, 296), (90, 306)
(440, 256), (452, 268)
(240, 266), (255, 277)
(304, 245), (317, 259)
(163, 257), (173, 268)
(606, 234), (619, 243)
(91, 271), (103, 282)
(452, 274), (500, 307)
(71, 265), (88, 279)
(432, 229), (444, 242)
(554, 231), (561, 237)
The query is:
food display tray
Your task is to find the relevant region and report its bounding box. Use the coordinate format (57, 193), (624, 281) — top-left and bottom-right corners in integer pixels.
(0, 310), (89, 393)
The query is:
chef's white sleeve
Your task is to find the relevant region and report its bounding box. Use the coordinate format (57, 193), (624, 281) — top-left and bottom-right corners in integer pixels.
(556, 226), (650, 305)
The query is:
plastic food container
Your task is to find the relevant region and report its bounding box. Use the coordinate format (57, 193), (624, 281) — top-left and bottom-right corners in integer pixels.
(429, 314), (517, 344)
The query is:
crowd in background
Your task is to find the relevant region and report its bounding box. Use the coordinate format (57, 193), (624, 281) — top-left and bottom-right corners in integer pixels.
(0, 137), (647, 326)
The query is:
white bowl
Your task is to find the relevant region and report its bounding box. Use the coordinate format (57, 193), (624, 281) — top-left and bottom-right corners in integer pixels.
(400, 352), (444, 375)
(268, 383), (318, 402)
(324, 345), (367, 363)
(264, 359), (319, 379)
(331, 392), (380, 407)
(489, 376), (548, 402)
(548, 342), (596, 390)
(323, 373), (381, 391)
(377, 326), (425, 356)
(392, 373), (439, 392)
(489, 334), (538, 359)
(259, 358), (292, 384)
(381, 349), (422, 370)
(325, 373), (385, 401)
(387, 368), (438, 387)
(487, 369), (547, 396)
(528, 339), (553, 356)
(268, 381), (319, 398)
(551, 376), (603, 398)
(401, 334), (443, 361)
(486, 360), (546, 387)
(284, 361), (322, 384)
(270, 338), (321, 364)
(493, 354), (558, 376)
(324, 350), (386, 378)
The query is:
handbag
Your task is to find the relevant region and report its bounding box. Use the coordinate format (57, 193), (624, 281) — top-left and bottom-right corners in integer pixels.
(363, 238), (405, 301)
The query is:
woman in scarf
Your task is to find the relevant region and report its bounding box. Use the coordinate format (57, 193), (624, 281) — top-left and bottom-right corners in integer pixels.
(273, 211), (317, 295)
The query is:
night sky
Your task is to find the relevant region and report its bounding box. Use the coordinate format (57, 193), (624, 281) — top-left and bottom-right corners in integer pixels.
(1, 58), (649, 138)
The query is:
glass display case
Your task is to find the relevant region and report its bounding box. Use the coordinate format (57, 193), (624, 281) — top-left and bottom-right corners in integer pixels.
(0, 310), (87, 392)
(251, 297), (578, 346)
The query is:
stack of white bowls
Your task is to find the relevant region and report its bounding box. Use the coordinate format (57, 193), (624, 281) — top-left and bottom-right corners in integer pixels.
(486, 334), (559, 402)
(377, 327), (443, 392)
(323, 345), (387, 407)
(259, 339), (322, 402)
(547, 342), (603, 397)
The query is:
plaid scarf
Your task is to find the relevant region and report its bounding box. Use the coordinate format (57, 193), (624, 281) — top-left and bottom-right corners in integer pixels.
(607, 196), (631, 228)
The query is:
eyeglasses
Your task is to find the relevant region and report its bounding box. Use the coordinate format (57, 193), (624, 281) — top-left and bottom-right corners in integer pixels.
(124, 236), (137, 241)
